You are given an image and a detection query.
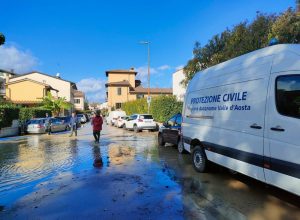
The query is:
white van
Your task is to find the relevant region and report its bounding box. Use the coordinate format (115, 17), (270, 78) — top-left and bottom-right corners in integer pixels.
(182, 44), (300, 196)
(106, 110), (126, 125)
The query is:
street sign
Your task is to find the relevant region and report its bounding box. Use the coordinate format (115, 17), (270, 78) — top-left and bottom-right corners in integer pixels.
(147, 96), (151, 104)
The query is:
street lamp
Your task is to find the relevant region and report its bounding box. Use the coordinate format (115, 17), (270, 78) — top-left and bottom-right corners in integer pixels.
(139, 41), (150, 113)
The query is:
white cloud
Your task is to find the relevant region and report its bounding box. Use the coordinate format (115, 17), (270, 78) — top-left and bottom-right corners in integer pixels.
(176, 65), (184, 70)
(77, 77), (106, 102)
(0, 45), (37, 73)
(158, 65), (171, 71)
(135, 65), (173, 83)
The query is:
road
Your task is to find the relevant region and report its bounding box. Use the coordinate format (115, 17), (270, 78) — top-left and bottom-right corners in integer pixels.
(0, 124), (299, 219)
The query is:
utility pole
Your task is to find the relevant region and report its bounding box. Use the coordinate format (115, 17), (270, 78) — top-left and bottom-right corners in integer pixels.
(139, 41), (151, 113)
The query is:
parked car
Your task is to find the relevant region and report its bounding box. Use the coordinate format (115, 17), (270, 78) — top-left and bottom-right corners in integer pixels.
(77, 114), (87, 123)
(107, 110), (126, 125)
(48, 118), (67, 132)
(55, 116), (81, 130)
(158, 113), (184, 152)
(181, 44), (300, 196)
(124, 114), (158, 132)
(115, 116), (129, 128)
(27, 118), (47, 134)
(27, 118), (67, 134)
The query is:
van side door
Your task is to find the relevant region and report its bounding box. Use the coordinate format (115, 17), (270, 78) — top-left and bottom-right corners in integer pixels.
(265, 73), (300, 195)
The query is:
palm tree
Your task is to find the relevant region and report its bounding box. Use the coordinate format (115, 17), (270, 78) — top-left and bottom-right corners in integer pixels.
(42, 92), (72, 116)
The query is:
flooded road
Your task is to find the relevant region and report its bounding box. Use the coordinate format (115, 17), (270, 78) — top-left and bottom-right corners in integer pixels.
(0, 124), (299, 219)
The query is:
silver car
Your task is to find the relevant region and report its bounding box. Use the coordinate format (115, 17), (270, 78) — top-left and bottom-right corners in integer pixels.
(27, 118), (67, 134)
(27, 118), (47, 134)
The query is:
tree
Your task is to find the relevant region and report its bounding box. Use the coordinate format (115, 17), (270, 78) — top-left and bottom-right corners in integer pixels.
(41, 92), (72, 116)
(0, 33), (5, 46)
(269, 8), (300, 43)
(182, 9), (298, 86)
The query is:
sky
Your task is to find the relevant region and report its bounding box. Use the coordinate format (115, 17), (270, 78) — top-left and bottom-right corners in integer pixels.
(0, 0), (296, 102)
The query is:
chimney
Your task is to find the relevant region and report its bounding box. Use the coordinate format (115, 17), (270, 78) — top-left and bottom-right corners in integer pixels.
(56, 72), (61, 78)
(130, 67), (135, 71)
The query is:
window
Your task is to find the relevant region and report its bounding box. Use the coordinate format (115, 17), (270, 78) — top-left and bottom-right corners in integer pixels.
(137, 94), (144, 99)
(116, 103), (122, 109)
(167, 115), (177, 126)
(175, 114), (182, 125)
(117, 87), (122, 95)
(140, 115), (153, 119)
(74, 98), (80, 104)
(276, 75), (300, 119)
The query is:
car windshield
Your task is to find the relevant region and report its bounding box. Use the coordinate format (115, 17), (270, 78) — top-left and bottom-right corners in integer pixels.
(77, 115), (83, 118)
(140, 115), (153, 119)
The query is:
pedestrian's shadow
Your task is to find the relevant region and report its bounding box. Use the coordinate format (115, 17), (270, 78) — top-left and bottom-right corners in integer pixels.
(93, 145), (103, 168)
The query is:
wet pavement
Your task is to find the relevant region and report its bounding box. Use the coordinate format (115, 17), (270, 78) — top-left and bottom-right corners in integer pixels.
(0, 124), (299, 219)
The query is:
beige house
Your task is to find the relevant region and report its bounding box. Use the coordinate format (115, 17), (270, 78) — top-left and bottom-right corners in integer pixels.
(8, 71), (77, 103)
(73, 90), (85, 111)
(5, 78), (58, 106)
(105, 68), (172, 110)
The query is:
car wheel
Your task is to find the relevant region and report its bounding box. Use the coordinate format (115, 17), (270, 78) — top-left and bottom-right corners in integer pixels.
(158, 133), (165, 146)
(177, 137), (186, 154)
(133, 124), (139, 133)
(192, 145), (207, 172)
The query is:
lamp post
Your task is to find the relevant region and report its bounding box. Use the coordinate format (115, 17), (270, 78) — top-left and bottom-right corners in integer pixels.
(139, 41), (150, 113)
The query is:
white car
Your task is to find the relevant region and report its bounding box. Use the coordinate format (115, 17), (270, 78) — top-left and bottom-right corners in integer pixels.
(124, 114), (158, 132)
(115, 116), (129, 128)
(107, 110), (126, 125)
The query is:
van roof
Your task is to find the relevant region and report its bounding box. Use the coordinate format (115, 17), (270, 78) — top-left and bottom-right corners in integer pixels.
(189, 44), (300, 90)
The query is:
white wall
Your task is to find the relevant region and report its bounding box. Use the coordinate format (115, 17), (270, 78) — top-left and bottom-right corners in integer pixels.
(172, 69), (186, 101)
(9, 72), (73, 102)
(74, 97), (85, 111)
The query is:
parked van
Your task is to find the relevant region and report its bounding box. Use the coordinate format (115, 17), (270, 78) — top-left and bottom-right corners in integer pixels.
(182, 44), (300, 196)
(106, 110), (126, 125)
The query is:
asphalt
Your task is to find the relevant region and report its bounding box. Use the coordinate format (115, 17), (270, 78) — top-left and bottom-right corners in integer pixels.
(0, 124), (299, 220)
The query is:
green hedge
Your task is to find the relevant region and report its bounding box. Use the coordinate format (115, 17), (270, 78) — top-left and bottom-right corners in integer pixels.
(123, 95), (183, 122)
(19, 107), (52, 122)
(0, 105), (20, 128)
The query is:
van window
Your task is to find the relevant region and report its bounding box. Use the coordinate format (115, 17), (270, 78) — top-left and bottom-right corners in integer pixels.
(276, 75), (300, 119)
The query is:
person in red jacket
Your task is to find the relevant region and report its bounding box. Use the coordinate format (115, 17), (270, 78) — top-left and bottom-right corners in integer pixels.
(91, 110), (103, 143)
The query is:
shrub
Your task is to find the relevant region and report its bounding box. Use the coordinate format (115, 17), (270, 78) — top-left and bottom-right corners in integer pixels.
(150, 95), (183, 122)
(0, 105), (20, 128)
(19, 107), (52, 122)
(122, 95), (183, 122)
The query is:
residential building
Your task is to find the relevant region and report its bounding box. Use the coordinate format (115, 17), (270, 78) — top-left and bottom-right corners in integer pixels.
(0, 69), (16, 98)
(73, 90), (85, 111)
(7, 71), (77, 103)
(105, 68), (172, 110)
(5, 78), (58, 106)
(172, 68), (186, 101)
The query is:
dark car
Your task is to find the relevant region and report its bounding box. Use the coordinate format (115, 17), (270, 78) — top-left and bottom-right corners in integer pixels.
(157, 113), (185, 153)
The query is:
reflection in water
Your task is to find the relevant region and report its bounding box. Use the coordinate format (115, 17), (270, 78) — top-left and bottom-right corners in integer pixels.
(0, 136), (80, 205)
(93, 145), (103, 168)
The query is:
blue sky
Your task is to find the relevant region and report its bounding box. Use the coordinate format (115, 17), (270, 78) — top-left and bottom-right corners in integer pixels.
(0, 0), (295, 102)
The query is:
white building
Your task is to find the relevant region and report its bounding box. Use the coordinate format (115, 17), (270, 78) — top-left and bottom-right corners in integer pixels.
(8, 71), (77, 103)
(73, 90), (85, 111)
(172, 69), (186, 101)
(0, 69), (16, 98)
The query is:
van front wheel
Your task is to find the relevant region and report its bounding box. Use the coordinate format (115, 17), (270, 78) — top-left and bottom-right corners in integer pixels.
(192, 146), (207, 172)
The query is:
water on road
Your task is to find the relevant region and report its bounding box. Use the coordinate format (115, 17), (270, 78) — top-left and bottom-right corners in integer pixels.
(0, 124), (299, 219)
